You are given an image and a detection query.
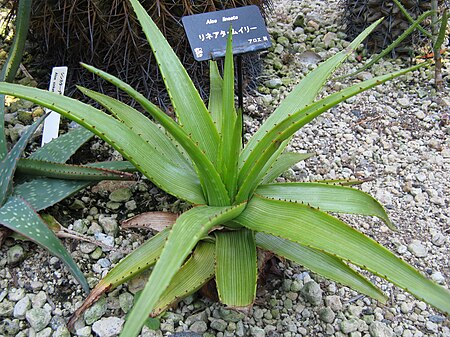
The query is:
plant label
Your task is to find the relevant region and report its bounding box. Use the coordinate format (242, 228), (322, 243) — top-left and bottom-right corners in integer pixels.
(182, 5), (272, 61)
(41, 66), (68, 146)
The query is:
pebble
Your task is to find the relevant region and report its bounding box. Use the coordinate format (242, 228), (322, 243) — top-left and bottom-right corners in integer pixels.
(13, 296), (30, 319)
(84, 297), (107, 325)
(91, 317), (124, 337)
(25, 308), (51, 332)
(7, 245), (25, 265)
(369, 321), (393, 337)
(301, 281), (323, 305)
(109, 187), (132, 202)
(407, 240), (428, 257)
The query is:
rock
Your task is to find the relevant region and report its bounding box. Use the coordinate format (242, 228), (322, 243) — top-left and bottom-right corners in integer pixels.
(250, 326), (266, 337)
(25, 308), (52, 332)
(13, 296), (31, 318)
(324, 295), (342, 311)
(323, 32), (337, 48)
(0, 299), (14, 317)
(398, 97), (411, 108)
(98, 215), (119, 236)
(297, 51), (322, 65)
(426, 321), (438, 333)
(185, 310), (208, 326)
(73, 219), (89, 234)
(36, 327), (53, 337)
(431, 271), (445, 284)
(189, 321), (208, 333)
(32, 291), (48, 308)
(98, 258), (111, 268)
(301, 281), (323, 305)
(340, 318), (360, 334)
(293, 14), (305, 28)
(0, 318), (20, 335)
(76, 326), (92, 337)
(415, 110), (426, 120)
(53, 326), (71, 337)
(7, 245), (25, 265)
(91, 317), (124, 337)
(8, 288), (26, 301)
(109, 188), (132, 202)
(431, 232), (446, 246)
(318, 307), (335, 323)
(84, 297), (107, 325)
(369, 321), (393, 337)
(407, 240), (428, 257)
(219, 308), (245, 322)
(118, 292), (134, 313)
(210, 318), (227, 332)
(264, 78), (283, 89)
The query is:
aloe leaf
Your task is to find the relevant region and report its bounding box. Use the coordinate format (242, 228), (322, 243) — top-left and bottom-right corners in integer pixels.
(16, 158), (134, 180)
(218, 32), (240, 201)
(77, 86), (194, 173)
(343, 11), (434, 78)
(79, 65), (229, 206)
(68, 228), (171, 328)
(235, 62), (427, 203)
(313, 178), (367, 186)
(30, 126), (93, 163)
(152, 241), (215, 317)
(215, 229), (257, 307)
(128, 0), (219, 163)
(260, 152), (314, 184)
(255, 232), (387, 302)
(240, 19), (384, 169)
(0, 196), (89, 292)
(235, 195), (450, 314)
(209, 61), (224, 132)
(256, 182), (394, 229)
(433, 9), (448, 51)
(0, 83), (206, 204)
(0, 114), (46, 206)
(121, 203), (246, 337)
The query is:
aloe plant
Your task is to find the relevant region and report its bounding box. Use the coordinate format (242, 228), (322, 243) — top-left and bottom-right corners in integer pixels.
(0, 0), (449, 335)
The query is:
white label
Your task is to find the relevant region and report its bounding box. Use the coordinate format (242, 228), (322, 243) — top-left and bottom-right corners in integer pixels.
(41, 66), (68, 146)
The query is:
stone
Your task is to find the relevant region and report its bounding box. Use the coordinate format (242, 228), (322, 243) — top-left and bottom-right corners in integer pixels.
(431, 232), (446, 246)
(431, 271), (445, 284)
(84, 297), (107, 325)
(264, 78), (283, 89)
(76, 326), (92, 337)
(293, 14), (305, 28)
(369, 321), (393, 337)
(250, 326), (266, 337)
(8, 288), (26, 301)
(318, 307), (335, 323)
(407, 240), (428, 258)
(325, 295), (342, 311)
(210, 318), (227, 332)
(118, 292), (134, 313)
(323, 32), (337, 48)
(219, 308), (245, 322)
(26, 308), (52, 332)
(0, 318), (20, 335)
(109, 188), (132, 202)
(92, 317), (124, 337)
(0, 299), (14, 317)
(32, 291), (48, 308)
(7, 245), (25, 265)
(340, 318), (360, 334)
(189, 321), (208, 333)
(398, 97), (411, 108)
(53, 326), (71, 337)
(13, 295), (31, 318)
(98, 215), (119, 236)
(36, 327), (53, 337)
(301, 281), (323, 305)
(73, 219), (89, 234)
(185, 310), (208, 326)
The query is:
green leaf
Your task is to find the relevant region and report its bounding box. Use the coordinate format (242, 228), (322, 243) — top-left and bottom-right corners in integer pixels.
(0, 83), (206, 204)
(260, 152), (314, 184)
(0, 196), (89, 292)
(128, 0), (219, 164)
(235, 195), (450, 315)
(433, 9), (448, 51)
(121, 203), (246, 337)
(68, 229), (169, 329)
(239, 19), (384, 170)
(16, 158), (134, 181)
(79, 64), (229, 206)
(392, 0), (431, 37)
(218, 32), (240, 201)
(0, 95), (7, 161)
(0, 114), (46, 206)
(152, 241), (215, 316)
(215, 229), (257, 307)
(255, 232), (386, 302)
(30, 127), (93, 163)
(208, 61), (224, 132)
(14, 178), (90, 211)
(343, 11), (434, 78)
(256, 182), (394, 229)
(235, 62), (427, 203)
(77, 86), (194, 173)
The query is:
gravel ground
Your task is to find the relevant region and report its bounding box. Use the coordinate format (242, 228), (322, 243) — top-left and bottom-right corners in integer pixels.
(1, 0), (449, 336)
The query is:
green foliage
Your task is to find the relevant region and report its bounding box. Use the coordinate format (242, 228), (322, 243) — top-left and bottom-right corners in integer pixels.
(0, 0), (449, 335)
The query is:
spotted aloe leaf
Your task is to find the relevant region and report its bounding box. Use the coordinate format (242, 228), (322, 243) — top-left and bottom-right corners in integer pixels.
(0, 196), (89, 292)
(0, 114), (46, 206)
